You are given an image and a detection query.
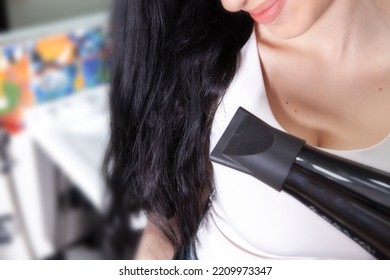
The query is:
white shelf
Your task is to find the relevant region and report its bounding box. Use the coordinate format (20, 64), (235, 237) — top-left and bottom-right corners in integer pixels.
(24, 85), (109, 212)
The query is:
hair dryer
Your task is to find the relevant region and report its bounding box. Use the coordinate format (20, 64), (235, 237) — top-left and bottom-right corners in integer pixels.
(210, 107), (390, 259)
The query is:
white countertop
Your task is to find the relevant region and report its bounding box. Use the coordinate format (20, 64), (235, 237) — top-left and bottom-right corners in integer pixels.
(24, 85), (110, 212)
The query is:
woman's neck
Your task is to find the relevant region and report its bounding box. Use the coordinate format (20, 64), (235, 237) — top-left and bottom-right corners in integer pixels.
(257, 0), (390, 64)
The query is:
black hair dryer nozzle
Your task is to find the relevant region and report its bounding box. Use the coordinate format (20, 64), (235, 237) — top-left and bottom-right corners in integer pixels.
(210, 107), (390, 259)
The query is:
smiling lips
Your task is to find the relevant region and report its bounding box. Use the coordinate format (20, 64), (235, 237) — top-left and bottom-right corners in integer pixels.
(248, 0), (286, 24)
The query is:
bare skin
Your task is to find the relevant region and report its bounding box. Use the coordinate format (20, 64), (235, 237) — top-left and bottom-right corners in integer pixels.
(256, 0), (390, 150)
(136, 0), (390, 259)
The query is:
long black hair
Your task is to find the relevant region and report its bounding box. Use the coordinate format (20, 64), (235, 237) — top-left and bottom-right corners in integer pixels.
(104, 0), (253, 258)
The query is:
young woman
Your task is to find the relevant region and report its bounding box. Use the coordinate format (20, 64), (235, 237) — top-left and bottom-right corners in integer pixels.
(105, 0), (390, 259)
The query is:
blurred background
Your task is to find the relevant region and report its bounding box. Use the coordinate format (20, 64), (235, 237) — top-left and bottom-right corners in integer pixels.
(0, 0), (115, 259)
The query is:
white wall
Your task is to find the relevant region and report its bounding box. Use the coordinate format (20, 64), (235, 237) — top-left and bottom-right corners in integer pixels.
(6, 0), (111, 30)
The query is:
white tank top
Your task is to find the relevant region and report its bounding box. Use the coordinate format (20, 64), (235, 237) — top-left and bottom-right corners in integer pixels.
(195, 32), (390, 259)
